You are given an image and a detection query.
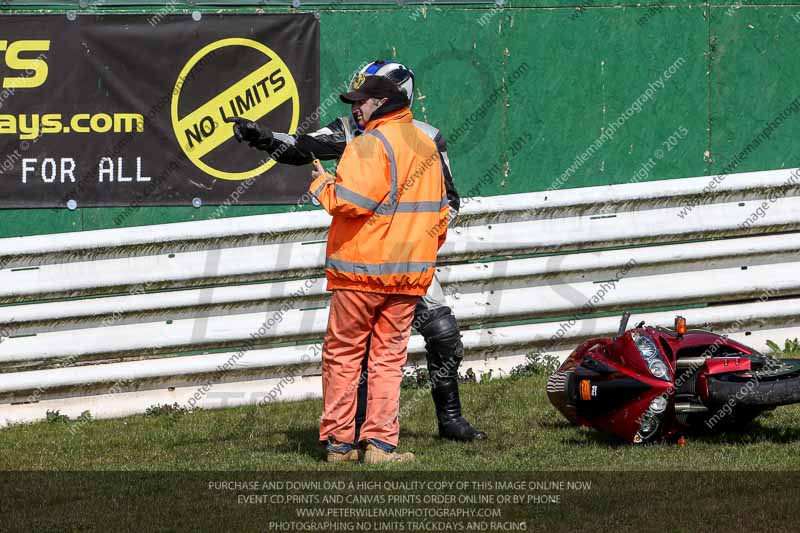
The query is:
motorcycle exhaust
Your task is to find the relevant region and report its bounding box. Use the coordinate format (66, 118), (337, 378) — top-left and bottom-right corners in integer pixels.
(674, 402), (709, 414)
(675, 357), (708, 369)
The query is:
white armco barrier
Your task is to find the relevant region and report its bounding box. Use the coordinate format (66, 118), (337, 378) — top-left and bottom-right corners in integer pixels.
(2, 166), (800, 426)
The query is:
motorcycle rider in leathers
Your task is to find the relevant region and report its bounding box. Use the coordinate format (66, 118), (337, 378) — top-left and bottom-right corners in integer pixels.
(227, 60), (486, 442)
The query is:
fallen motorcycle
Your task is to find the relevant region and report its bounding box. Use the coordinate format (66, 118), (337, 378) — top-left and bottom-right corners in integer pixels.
(547, 313), (800, 443)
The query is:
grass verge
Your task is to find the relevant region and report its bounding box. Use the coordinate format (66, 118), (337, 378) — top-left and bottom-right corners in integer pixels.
(3, 372), (800, 471)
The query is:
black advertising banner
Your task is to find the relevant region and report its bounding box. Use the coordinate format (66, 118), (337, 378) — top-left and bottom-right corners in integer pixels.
(0, 14), (320, 207)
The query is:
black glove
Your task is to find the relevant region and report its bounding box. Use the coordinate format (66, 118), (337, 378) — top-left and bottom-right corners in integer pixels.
(225, 117), (273, 148)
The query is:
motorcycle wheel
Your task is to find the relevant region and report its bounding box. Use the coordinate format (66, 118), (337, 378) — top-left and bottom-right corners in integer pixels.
(706, 358), (800, 407)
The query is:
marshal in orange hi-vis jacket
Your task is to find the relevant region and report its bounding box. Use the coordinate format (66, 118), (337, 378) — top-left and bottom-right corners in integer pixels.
(309, 107), (450, 296)
(310, 104), (450, 455)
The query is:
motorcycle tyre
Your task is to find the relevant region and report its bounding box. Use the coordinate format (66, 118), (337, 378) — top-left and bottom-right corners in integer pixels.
(707, 359), (800, 407)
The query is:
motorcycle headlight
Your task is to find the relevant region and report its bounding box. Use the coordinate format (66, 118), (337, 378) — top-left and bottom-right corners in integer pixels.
(648, 395), (668, 414)
(633, 395), (670, 444)
(639, 412), (659, 436)
(633, 411), (661, 444)
(631, 332), (672, 382)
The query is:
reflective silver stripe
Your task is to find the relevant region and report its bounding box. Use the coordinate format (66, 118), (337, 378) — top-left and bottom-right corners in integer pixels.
(366, 129), (398, 206)
(326, 258), (435, 275)
(440, 194), (449, 209)
(374, 203), (396, 215)
(312, 177), (335, 197)
(335, 186), (443, 214)
(335, 184), (381, 212)
(392, 201), (445, 213)
(345, 129), (441, 216)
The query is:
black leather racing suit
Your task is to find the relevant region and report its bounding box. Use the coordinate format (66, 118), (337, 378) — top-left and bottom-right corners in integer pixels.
(263, 115), (460, 213)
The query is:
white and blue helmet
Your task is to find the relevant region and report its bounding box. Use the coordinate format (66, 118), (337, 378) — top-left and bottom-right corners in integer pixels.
(355, 60), (415, 107)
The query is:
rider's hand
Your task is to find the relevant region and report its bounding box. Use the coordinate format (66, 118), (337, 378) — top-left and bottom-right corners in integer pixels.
(225, 117), (273, 147)
(311, 159), (326, 180)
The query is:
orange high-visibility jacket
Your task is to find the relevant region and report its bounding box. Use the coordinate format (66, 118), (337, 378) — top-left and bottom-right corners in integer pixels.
(309, 107), (449, 296)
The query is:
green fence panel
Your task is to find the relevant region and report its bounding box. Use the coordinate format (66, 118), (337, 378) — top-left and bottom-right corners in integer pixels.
(1, 3), (800, 237)
(709, 7), (800, 176)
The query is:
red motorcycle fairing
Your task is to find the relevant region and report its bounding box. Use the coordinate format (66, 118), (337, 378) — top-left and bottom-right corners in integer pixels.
(695, 357), (752, 401)
(657, 329), (757, 361)
(548, 318), (774, 444)
(546, 338), (610, 426)
(548, 331), (674, 442)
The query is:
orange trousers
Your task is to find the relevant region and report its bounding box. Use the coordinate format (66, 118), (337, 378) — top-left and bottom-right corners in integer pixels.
(319, 289), (418, 447)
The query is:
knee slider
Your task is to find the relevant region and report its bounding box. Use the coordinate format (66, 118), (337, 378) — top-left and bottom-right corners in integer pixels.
(416, 306), (456, 338)
(419, 310), (463, 363)
(413, 305), (452, 333)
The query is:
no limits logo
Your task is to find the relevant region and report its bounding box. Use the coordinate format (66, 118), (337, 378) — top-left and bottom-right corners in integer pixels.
(171, 38), (300, 181)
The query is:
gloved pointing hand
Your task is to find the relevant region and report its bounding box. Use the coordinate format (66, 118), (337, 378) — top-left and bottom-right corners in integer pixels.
(225, 117), (273, 148)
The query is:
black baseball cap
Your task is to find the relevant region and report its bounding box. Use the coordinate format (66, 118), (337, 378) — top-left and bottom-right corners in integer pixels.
(340, 74), (407, 104)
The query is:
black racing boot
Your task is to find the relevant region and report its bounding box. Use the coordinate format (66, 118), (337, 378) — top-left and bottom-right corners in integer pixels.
(416, 306), (487, 442)
(432, 381), (487, 441)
